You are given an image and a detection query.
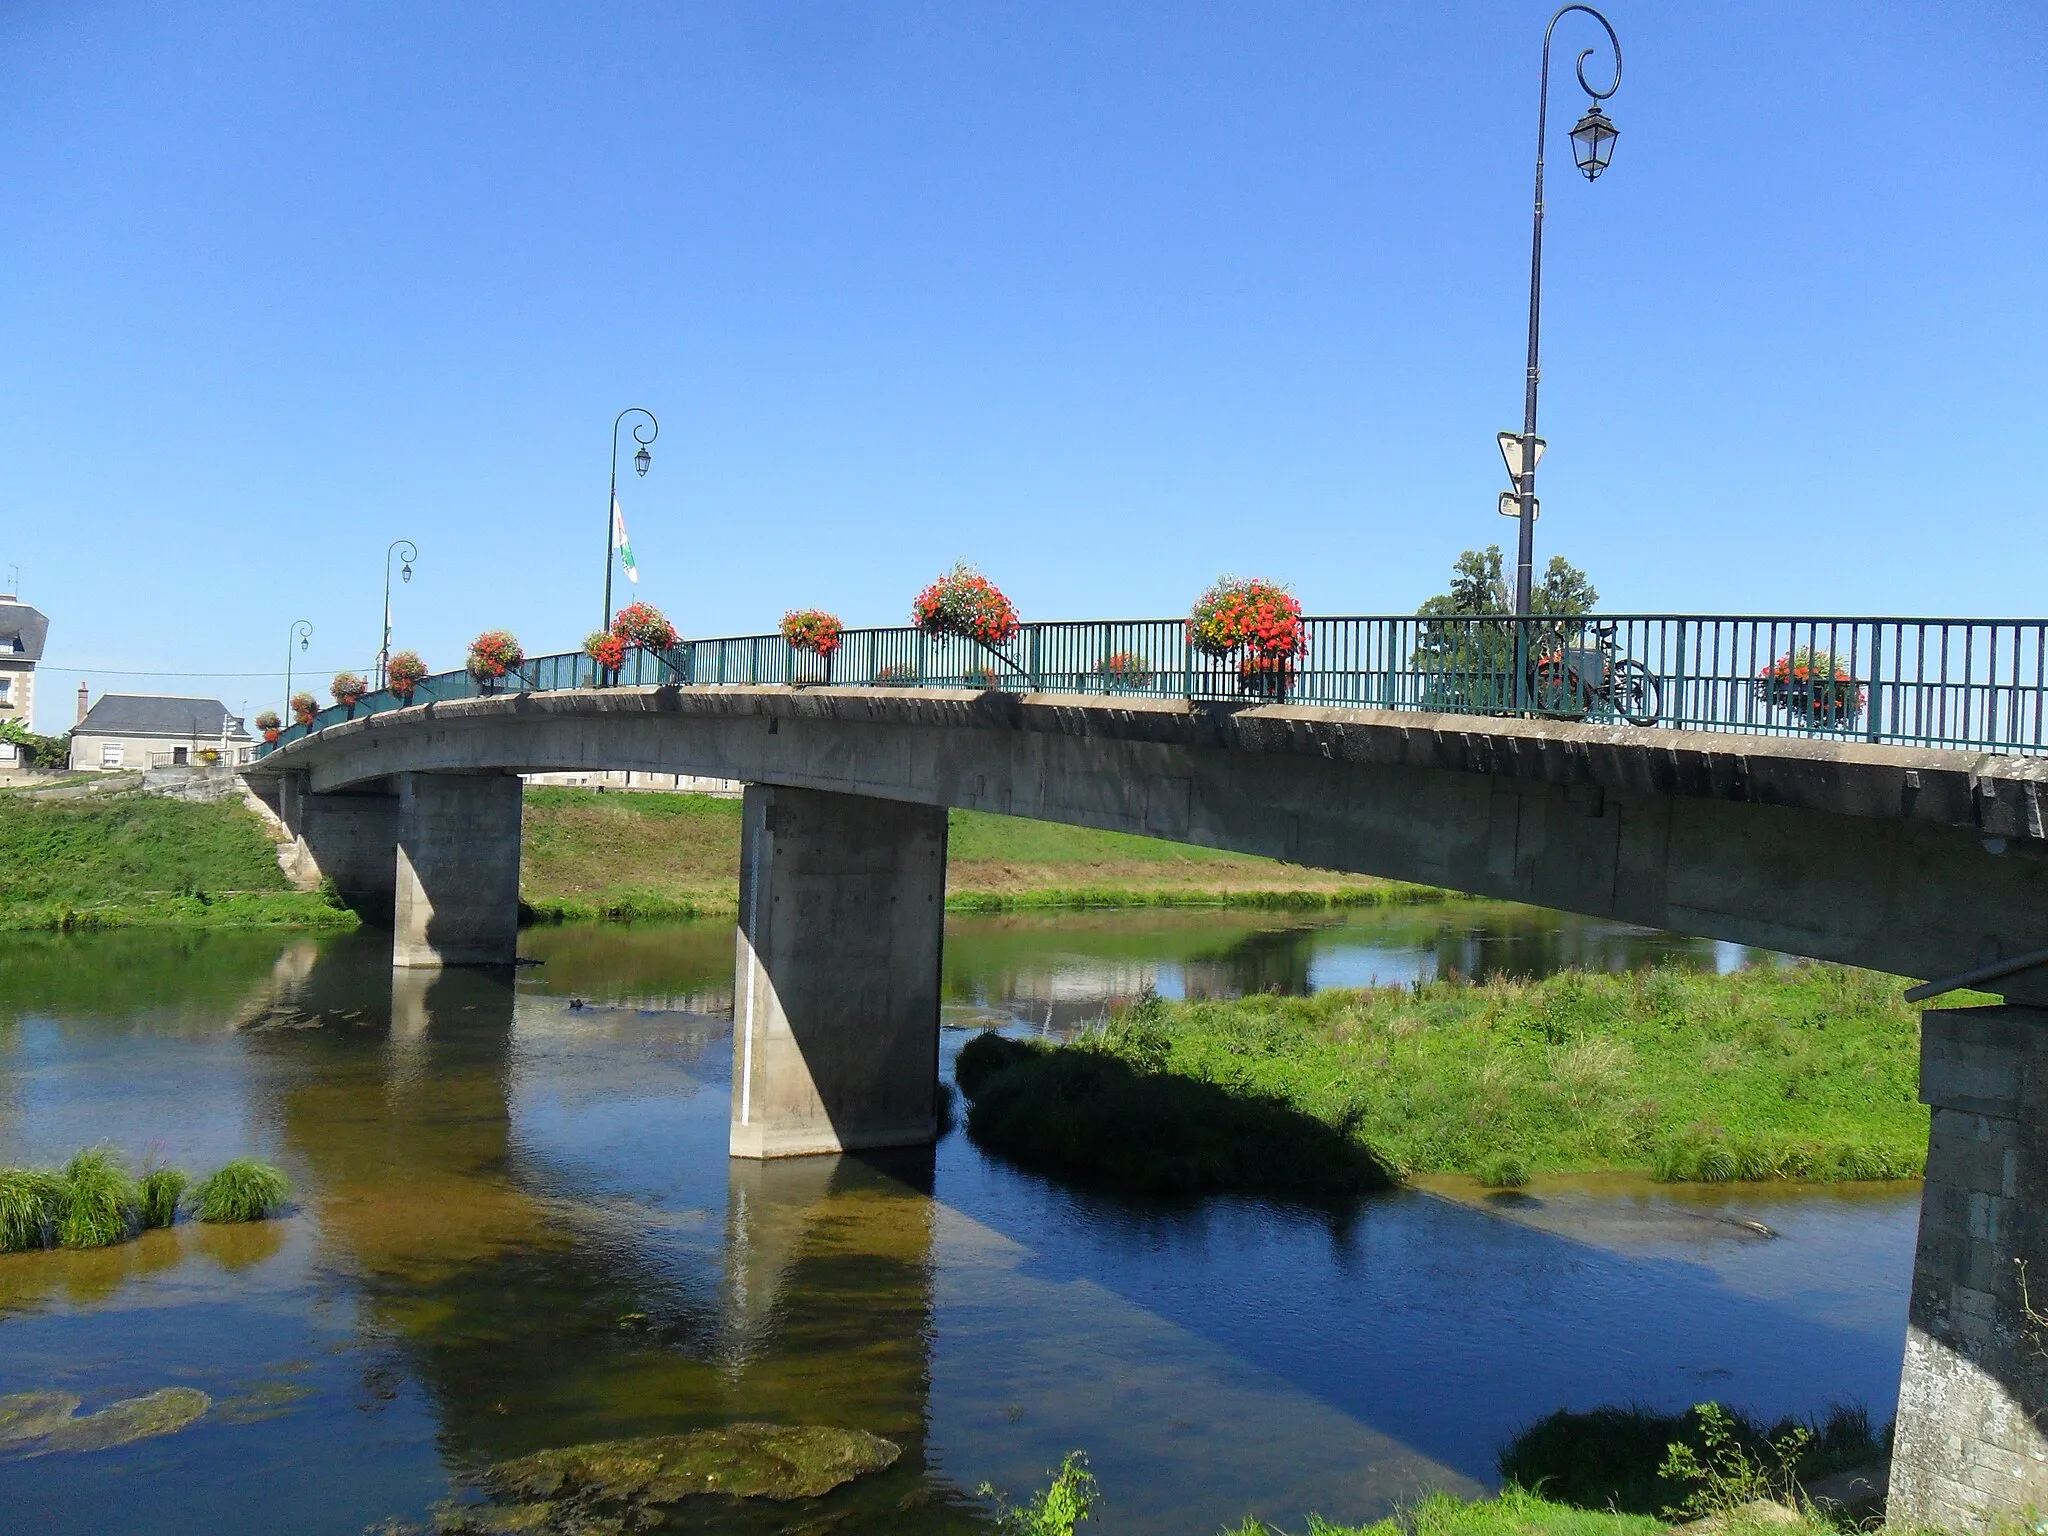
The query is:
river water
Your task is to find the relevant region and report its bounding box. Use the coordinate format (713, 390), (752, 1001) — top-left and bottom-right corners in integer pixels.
(0, 905), (1915, 1534)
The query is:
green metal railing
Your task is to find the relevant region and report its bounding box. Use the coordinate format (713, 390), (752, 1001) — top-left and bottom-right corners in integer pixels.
(258, 614), (2048, 758)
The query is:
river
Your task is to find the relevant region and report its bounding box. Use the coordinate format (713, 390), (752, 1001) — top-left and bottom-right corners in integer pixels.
(0, 904), (1914, 1534)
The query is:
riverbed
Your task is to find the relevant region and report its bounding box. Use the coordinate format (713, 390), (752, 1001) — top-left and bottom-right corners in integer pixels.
(0, 905), (1914, 1534)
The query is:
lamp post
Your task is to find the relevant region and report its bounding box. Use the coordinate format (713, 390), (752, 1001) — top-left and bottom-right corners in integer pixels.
(603, 408), (657, 633)
(284, 620), (312, 723)
(377, 539), (417, 690)
(1510, 4), (1621, 618)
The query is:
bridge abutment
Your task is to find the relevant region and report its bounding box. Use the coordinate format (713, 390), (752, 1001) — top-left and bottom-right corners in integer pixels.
(729, 783), (947, 1159)
(392, 771), (524, 968)
(1891, 1006), (2048, 1528)
(268, 771), (400, 921)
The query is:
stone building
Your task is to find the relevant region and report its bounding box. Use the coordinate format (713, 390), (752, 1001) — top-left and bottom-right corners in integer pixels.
(69, 693), (254, 771)
(0, 591), (47, 732)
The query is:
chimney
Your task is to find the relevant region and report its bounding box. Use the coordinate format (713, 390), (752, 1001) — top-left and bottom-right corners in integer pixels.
(76, 683), (88, 726)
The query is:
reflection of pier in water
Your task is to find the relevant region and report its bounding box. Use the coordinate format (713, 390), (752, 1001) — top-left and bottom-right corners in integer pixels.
(236, 947), (967, 1532)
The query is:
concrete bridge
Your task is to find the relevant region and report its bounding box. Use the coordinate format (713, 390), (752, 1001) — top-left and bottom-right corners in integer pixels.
(246, 681), (2048, 1529)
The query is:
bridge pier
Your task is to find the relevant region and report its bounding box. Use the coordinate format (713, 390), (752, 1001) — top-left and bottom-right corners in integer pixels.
(1891, 1005), (2048, 1529)
(392, 771), (524, 968)
(730, 784), (947, 1159)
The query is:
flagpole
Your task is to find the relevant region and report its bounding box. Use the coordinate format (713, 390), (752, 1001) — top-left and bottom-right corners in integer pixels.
(605, 407), (658, 632)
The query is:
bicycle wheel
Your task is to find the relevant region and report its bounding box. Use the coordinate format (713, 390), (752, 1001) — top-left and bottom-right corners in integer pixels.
(1611, 659), (1662, 727)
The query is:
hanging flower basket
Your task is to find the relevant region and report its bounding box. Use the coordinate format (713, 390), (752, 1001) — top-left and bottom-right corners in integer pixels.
(1094, 652), (1155, 692)
(255, 709), (282, 744)
(290, 692), (318, 728)
(1188, 576), (1307, 695)
(1757, 648), (1864, 728)
(611, 601), (678, 652)
(331, 672), (368, 719)
(781, 610), (842, 683)
(386, 650), (427, 704)
(584, 630), (628, 685)
(468, 630), (525, 693)
(912, 564), (1020, 646)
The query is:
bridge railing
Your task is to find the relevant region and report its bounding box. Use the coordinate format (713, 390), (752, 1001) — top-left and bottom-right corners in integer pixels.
(257, 614), (2048, 759)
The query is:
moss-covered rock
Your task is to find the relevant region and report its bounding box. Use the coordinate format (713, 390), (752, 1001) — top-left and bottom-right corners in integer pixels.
(485, 1422), (901, 1505)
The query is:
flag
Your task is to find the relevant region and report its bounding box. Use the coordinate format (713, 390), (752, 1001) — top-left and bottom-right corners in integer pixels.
(611, 496), (640, 584)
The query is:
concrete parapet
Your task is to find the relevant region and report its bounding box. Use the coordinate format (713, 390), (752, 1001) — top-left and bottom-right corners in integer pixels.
(393, 771), (523, 968)
(730, 784), (947, 1158)
(1891, 1006), (2048, 1529)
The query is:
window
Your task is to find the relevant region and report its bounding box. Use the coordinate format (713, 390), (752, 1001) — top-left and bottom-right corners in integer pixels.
(100, 743), (123, 768)
(0, 676), (12, 704)
(0, 742), (14, 761)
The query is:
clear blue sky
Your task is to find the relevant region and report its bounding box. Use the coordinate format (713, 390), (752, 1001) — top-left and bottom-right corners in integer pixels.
(3, 2), (2044, 725)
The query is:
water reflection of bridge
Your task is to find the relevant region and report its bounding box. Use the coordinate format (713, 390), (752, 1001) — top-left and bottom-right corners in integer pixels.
(236, 946), (965, 1534)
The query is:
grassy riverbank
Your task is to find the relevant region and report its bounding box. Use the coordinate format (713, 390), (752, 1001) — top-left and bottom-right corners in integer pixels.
(0, 794), (351, 932)
(0, 786), (1422, 931)
(520, 787), (1421, 920)
(958, 962), (1938, 1190)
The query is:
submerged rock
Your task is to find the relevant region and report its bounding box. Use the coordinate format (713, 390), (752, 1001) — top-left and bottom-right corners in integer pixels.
(3, 1386), (211, 1455)
(0, 1392), (83, 1445)
(486, 1422), (901, 1505)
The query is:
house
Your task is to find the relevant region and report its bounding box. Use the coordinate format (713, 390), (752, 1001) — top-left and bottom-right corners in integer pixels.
(0, 592), (47, 732)
(69, 694), (255, 771)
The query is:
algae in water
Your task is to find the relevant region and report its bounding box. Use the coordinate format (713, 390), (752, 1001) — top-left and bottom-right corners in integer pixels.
(0, 1386), (211, 1455)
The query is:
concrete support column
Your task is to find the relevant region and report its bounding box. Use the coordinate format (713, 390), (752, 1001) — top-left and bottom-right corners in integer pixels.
(730, 784), (947, 1158)
(393, 771), (523, 968)
(1891, 1006), (2048, 1529)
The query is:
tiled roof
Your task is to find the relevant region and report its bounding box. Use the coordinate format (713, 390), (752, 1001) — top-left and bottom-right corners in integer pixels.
(0, 603), (47, 662)
(76, 694), (251, 740)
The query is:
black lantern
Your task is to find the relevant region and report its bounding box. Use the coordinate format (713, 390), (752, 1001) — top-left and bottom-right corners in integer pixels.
(1568, 104), (1617, 180)
(633, 443), (651, 477)
(401, 561), (412, 584)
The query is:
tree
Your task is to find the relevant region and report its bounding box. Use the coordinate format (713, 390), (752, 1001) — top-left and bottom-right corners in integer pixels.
(0, 719), (71, 769)
(1416, 544), (1597, 619)
(1411, 545), (1600, 707)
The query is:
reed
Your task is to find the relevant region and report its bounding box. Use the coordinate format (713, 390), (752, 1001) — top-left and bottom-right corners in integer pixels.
(192, 1159), (291, 1223)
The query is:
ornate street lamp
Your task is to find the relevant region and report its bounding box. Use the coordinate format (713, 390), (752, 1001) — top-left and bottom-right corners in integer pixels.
(604, 408), (658, 632)
(378, 538), (417, 690)
(284, 619), (312, 725)
(1508, 4), (1621, 620)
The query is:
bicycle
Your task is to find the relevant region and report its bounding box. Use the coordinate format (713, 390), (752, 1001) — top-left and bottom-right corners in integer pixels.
(1526, 620), (1662, 727)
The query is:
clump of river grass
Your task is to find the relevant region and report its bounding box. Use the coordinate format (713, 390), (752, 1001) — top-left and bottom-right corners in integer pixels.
(0, 1149), (288, 1254)
(958, 963), (1930, 1187)
(138, 1166), (188, 1229)
(57, 1149), (140, 1248)
(192, 1158), (291, 1223)
(0, 1170), (68, 1252)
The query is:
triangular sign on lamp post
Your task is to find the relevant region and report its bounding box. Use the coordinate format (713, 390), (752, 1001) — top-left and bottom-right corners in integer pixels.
(1498, 431), (1547, 482)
